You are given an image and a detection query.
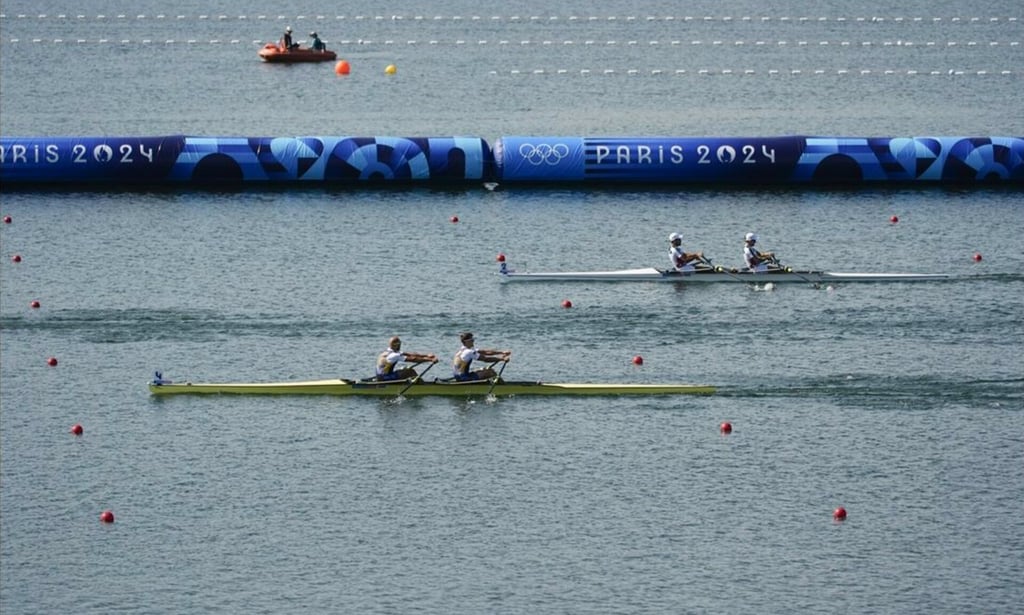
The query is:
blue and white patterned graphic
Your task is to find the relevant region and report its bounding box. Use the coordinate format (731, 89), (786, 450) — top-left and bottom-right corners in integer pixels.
(496, 136), (1024, 184)
(1, 135), (1020, 186)
(1, 136), (490, 185)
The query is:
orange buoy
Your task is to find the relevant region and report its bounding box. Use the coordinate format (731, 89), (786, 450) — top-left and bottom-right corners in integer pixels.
(100, 510), (115, 524)
(335, 60), (351, 75)
(71, 423), (83, 436)
(720, 421), (732, 434)
(30, 300), (41, 309)
(972, 252), (983, 262)
(632, 355), (644, 365)
(833, 506), (847, 521)
(889, 215), (899, 224)
(47, 357), (58, 367)
(496, 253), (506, 263)
(561, 299), (573, 308)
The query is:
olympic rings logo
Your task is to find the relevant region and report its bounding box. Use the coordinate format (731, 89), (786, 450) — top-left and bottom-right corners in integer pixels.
(518, 142), (571, 165)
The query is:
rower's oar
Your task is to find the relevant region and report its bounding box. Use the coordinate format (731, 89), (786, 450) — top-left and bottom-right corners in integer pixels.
(703, 256), (748, 284)
(696, 255), (716, 272)
(485, 359), (509, 400)
(397, 360), (437, 397)
(769, 256), (818, 286)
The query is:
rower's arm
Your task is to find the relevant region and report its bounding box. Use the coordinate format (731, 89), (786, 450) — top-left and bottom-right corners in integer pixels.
(403, 352), (438, 363)
(480, 349), (512, 361)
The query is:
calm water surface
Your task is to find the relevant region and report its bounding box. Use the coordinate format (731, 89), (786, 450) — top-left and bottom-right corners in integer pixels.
(2, 2), (1023, 614)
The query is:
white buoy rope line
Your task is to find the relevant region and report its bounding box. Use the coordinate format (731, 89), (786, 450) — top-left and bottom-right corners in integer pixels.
(1, 14), (1021, 23)
(3, 38), (1020, 47)
(491, 68), (1016, 76)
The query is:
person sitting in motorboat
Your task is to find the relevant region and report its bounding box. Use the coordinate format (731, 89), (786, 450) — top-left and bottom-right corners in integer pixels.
(743, 232), (778, 272)
(668, 232), (705, 272)
(282, 26), (299, 51)
(309, 31), (326, 52)
(452, 332), (511, 381)
(376, 336), (437, 381)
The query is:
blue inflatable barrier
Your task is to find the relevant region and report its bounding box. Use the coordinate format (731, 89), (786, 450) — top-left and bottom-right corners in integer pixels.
(2, 134), (1021, 187)
(0, 136), (186, 184)
(493, 136), (1024, 184)
(0, 135), (492, 185)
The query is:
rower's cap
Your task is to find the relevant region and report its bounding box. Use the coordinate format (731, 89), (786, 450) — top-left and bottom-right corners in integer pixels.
(286, 26), (292, 32)
(745, 232), (757, 242)
(460, 332), (474, 343)
(310, 31), (317, 36)
(669, 232), (682, 242)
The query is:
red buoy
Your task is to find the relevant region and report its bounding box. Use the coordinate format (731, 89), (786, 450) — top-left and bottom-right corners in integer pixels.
(632, 355), (644, 365)
(973, 252), (983, 262)
(720, 421), (732, 434)
(100, 510), (115, 524)
(30, 300), (41, 309)
(450, 215), (459, 223)
(561, 299), (573, 308)
(47, 357), (58, 367)
(2, 215), (11, 224)
(70, 423), (83, 436)
(889, 215), (899, 223)
(11, 254), (21, 263)
(496, 253), (506, 262)
(833, 506), (847, 521)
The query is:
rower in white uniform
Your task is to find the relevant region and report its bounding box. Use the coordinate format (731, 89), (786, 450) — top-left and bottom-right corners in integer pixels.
(376, 336), (437, 381)
(743, 232), (778, 272)
(452, 332), (511, 381)
(668, 232), (704, 272)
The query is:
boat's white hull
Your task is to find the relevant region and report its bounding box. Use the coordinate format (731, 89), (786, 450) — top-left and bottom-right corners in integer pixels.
(149, 378), (715, 396)
(499, 267), (949, 283)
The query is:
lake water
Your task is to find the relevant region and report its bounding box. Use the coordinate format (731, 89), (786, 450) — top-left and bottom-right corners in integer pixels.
(2, 2), (1023, 613)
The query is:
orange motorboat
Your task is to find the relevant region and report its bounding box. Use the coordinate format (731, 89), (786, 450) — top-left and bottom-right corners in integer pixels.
(258, 43), (337, 63)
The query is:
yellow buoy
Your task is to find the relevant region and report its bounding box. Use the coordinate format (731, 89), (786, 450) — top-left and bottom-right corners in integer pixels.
(385, 64), (396, 75)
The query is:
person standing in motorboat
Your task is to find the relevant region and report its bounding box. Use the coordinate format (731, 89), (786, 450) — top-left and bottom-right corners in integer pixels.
(743, 232), (778, 272)
(309, 31), (326, 52)
(376, 336), (437, 381)
(452, 332), (511, 382)
(668, 232), (704, 272)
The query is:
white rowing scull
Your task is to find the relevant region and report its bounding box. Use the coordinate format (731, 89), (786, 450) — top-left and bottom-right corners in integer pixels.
(149, 377), (715, 397)
(497, 261), (949, 283)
